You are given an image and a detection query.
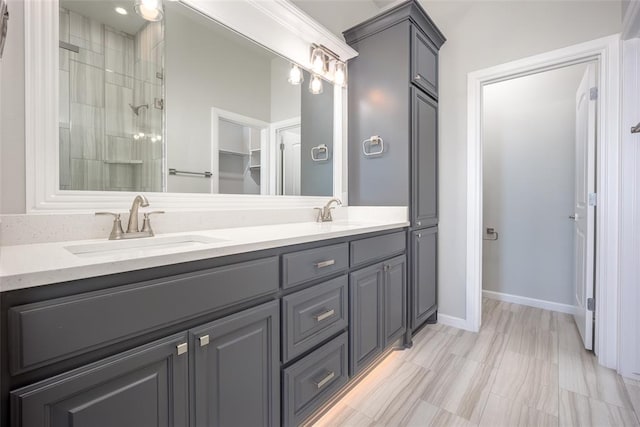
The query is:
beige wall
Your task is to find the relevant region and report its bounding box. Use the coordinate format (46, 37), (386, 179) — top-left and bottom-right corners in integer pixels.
(420, 0), (621, 318)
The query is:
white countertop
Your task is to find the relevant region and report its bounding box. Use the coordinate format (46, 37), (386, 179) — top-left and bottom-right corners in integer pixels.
(0, 219), (409, 292)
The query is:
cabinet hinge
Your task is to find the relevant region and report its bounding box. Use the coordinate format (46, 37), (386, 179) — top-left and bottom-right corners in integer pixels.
(588, 192), (597, 206)
(590, 87), (598, 101)
(280, 143), (285, 151)
(587, 297), (595, 311)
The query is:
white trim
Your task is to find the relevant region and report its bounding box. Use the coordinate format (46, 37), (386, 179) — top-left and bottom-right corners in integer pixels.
(618, 38), (640, 380)
(25, 0), (354, 212)
(483, 290), (577, 316)
(269, 117), (301, 196)
(466, 34), (620, 369)
(437, 314), (468, 331)
(622, 0), (640, 40)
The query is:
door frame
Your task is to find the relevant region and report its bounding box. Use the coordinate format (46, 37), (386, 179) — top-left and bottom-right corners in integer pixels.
(466, 34), (620, 369)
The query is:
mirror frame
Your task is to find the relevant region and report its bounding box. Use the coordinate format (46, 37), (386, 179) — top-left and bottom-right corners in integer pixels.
(25, 0), (357, 211)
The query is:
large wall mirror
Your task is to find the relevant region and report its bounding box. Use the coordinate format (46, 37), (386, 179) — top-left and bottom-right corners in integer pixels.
(25, 0), (356, 210)
(57, 0), (336, 198)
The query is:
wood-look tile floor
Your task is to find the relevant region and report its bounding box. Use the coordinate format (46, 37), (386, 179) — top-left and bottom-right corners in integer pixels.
(312, 299), (640, 427)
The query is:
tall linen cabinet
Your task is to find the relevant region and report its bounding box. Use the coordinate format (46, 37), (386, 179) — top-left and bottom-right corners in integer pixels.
(344, 0), (445, 334)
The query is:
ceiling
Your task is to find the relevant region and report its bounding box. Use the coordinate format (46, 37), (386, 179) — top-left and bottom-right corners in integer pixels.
(60, 0), (147, 35)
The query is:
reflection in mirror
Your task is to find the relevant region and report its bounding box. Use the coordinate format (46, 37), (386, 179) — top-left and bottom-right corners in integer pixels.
(57, 0), (334, 197)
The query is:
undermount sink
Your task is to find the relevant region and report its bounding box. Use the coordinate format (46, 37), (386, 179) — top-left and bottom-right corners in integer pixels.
(65, 235), (228, 258)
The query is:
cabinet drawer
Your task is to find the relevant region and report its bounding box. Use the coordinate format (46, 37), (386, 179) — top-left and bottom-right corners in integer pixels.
(282, 276), (348, 362)
(283, 333), (349, 427)
(282, 243), (348, 289)
(8, 256), (279, 374)
(350, 231), (406, 268)
(411, 26), (438, 98)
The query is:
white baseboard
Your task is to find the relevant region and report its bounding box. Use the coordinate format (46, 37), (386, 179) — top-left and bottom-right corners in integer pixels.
(437, 314), (470, 331)
(483, 290), (577, 315)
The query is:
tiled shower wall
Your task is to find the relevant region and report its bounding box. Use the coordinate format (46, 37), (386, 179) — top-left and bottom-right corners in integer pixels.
(59, 8), (163, 192)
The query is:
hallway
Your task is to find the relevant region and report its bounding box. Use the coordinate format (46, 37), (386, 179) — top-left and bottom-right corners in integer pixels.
(313, 299), (640, 426)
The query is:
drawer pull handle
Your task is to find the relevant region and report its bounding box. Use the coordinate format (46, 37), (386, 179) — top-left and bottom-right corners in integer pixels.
(177, 342), (188, 355)
(315, 259), (335, 269)
(199, 335), (210, 347)
(314, 371), (335, 389)
(314, 309), (335, 322)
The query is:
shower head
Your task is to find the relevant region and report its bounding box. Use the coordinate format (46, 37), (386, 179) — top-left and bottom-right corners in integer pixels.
(129, 103), (149, 116)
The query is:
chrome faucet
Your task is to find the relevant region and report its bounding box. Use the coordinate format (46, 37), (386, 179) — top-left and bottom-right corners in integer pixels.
(96, 195), (164, 240)
(315, 198), (342, 222)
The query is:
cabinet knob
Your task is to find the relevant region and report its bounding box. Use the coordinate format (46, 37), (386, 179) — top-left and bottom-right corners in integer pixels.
(176, 342), (188, 355)
(415, 75), (421, 80)
(199, 335), (210, 347)
(417, 233), (422, 238)
(417, 221), (422, 226)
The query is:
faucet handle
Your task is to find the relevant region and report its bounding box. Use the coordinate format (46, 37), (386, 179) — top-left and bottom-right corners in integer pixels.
(141, 211), (165, 235)
(314, 207), (323, 223)
(95, 212), (125, 240)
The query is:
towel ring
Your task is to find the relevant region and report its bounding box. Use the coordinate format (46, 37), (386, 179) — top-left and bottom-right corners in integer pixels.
(363, 135), (384, 157)
(311, 144), (330, 162)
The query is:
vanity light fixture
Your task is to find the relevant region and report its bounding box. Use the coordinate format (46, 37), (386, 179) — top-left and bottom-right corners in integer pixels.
(115, 6), (128, 15)
(134, 0), (163, 22)
(288, 64), (304, 85)
(310, 46), (326, 74)
(310, 74), (323, 95)
(308, 44), (347, 88)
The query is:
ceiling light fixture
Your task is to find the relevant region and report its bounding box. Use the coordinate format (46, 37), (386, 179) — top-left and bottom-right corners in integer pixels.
(288, 64), (304, 85)
(134, 0), (164, 22)
(115, 6), (128, 15)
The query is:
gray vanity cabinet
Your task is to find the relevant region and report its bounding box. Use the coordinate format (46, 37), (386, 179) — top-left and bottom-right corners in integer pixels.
(11, 333), (189, 427)
(411, 227), (438, 328)
(191, 300), (280, 427)
(385, 255), (407, 344)
(411, 26), (439, 99)
(350, 264), (384, 375)
(344, 0), (445, 335)
(350, 255), (407, 376)
(412, 88), (438, 228)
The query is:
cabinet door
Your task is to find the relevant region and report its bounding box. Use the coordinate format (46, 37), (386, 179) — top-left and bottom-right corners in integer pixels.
(350, 264), (384, 376)
(191, 300), (280, 427)
(411, 227), (438, 329)
(11, 333), (189, 427)
(411, 26), (438, 98)
(384, 255), (407, 345)
(412, 88), (438, 228)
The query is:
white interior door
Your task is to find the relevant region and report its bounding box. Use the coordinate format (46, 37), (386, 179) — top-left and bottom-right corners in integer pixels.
(281, 129), (301, 196)
(572, 63), (597, 350)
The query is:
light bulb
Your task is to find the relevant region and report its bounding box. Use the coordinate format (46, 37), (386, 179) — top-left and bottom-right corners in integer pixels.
(310, 74), (323, 95)
(334, 62), (346, 86)
(288, 64), (303, 85)
(135, 0), (163, 21)
(311, 47), (325, 74)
